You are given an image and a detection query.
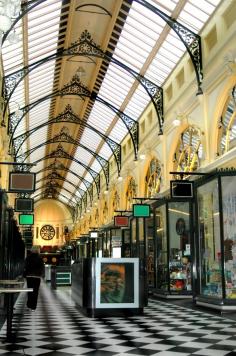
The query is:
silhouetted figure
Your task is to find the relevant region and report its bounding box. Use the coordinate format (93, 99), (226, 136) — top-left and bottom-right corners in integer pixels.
(23, 247), (45, 310)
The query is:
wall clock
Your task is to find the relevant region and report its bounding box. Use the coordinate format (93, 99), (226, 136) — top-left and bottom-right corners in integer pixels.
(40, 224), (55, 240)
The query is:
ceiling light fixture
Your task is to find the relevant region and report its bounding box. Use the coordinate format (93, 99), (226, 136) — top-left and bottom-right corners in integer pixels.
(0, 0), (21, 47)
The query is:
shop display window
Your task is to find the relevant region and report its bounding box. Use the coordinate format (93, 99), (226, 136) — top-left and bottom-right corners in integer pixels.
(168, 202), (192, 293)
(138, 218), (145, 258)
(131, 219), (137, 256)
(222, 176), (236, 299)
(155, 205), (168, 291)
(146, 217), (154, 288)
(123, 230), (131, 257)
(197, 179), (222, 298)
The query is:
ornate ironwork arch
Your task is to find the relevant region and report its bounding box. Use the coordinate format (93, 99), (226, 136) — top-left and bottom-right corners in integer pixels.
(31, 144), (100, 197)
(33, 184), (80, 212)
(9, 75), (139, 159)
(134, 0), (203, 95)
(12, 105), (121, 175)
(75, 4), (112, 16)
(15, 128), (110, 188)
(37, 159), (92, 191)
(3, 30), (163, 134)
(37, 171), (86, 198)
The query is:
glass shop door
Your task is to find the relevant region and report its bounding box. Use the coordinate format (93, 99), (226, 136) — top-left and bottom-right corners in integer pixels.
(168, 201), (192, 294)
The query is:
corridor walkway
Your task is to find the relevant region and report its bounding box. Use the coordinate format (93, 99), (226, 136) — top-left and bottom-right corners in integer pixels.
(0, 282), (236, 355)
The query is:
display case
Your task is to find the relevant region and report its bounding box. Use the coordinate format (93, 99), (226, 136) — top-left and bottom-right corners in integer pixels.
(195, 171), (236, 310)
(153, 199), (194, 298)
(71, 257), (146, 317)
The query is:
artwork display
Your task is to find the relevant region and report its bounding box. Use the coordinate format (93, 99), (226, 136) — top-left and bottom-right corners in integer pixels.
(96, 258), (139, 308)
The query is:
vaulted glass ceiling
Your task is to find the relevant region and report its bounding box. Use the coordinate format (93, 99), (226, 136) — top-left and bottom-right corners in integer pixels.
(1, 0), (221, 212)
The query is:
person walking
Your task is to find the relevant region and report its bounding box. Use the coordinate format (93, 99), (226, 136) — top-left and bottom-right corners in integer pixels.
(23, 246), (45, 311)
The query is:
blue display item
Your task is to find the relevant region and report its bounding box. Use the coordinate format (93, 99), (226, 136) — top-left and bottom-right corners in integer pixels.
(19, 214), (34, 225)
(95, 258), (139, 309)
(133, 204), (150, 217)
(170, 180), (194, 198)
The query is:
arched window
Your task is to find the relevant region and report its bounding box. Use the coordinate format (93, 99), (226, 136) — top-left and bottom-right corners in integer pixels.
(126, 177), (136, 210)
(218, 86), (236, 155)
(173, 126), (203, 174)
(145, 158), (162, 197)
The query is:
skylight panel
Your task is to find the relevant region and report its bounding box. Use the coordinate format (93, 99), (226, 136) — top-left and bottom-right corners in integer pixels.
(90, 160), (103, 174)
(63, 181), (76, 194)
(98, 142), (114, 160)
(28, 23), (60, 41)
(84, 172), (94, 184)
(80, 128), (102, 152)
(121, 31), (153, 53)
(178, 11), (204, 32)
(116, 42), (148, 65)
(28, 126), (48, 148)
(100, 87), (127, 107)
(148, 0), (177, 12)
(28, 42), (58, 57)
(59, 195), (70, 205)
(69, 161), (88, 179)
(126, 15), (161, 39)
(27, 146), (46, 163)
(124, 23), (156, 46)
(29, 0), (61, 16)
(114, 48), (145, 71)
(74, 148), (94, 166)
(131, 1), (168, 26)
(185, 2), (211, 20)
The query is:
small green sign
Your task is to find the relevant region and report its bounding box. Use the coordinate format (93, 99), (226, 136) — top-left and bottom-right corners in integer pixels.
(19, 214), (34, 225)
(133, 204), (150, 217)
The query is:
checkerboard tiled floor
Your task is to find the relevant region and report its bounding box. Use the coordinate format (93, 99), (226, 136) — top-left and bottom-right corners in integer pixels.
(1, 282), (236, 355)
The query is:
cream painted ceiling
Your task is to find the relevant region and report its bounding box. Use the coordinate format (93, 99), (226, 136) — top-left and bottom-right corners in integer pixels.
(1, 0), (221, 218)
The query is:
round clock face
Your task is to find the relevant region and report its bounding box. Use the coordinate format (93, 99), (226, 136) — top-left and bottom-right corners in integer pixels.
(40, 225), (55, 240)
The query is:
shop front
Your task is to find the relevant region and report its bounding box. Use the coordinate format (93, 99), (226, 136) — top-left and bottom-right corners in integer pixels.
(195, 171), (236, 310)
(153, 199), (194, 298)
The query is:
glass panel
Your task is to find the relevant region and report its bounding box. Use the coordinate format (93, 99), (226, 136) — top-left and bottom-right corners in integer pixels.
(198, 179), (222, 298)
(123, 230), (131, 257)
(138, 218), (145, 258)
(155, 205), (168, 292)
(146, 216), (154, 288)
(222, 176), (236, 299)
(168, 202), (192, 294)
(131, 219), (137, 257)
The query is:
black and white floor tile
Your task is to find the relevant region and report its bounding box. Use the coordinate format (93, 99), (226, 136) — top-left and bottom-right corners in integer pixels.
(1, 282), (236, 355)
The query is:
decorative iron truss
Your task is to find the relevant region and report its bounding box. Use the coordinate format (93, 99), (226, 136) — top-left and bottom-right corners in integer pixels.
(37, 159), (92, 191)
(15, 128), (110, 188)
(9, 75), (138, 158)
(134, 0), (203, 95)
(32, 144), (101, 197)
(11, 105), (121, 175)
(12, 163), (35, 172)
(34, 181), (81, 205)
(36, 171), (86, 197)
(3, 30), (163, 134)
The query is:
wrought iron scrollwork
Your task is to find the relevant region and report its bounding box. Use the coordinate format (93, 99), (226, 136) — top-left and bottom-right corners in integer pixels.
(12, 105), (121, 175)
(134, 0), (203, 95)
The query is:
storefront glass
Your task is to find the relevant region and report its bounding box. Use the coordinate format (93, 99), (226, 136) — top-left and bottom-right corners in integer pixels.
(138, 218), (145, 258)
(197, 179), (222, 298)
(222, 176), (236, 299)
(168, 202), (192, 293)
(131, 219), (137, 256)
(155, 205), (168, 291)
